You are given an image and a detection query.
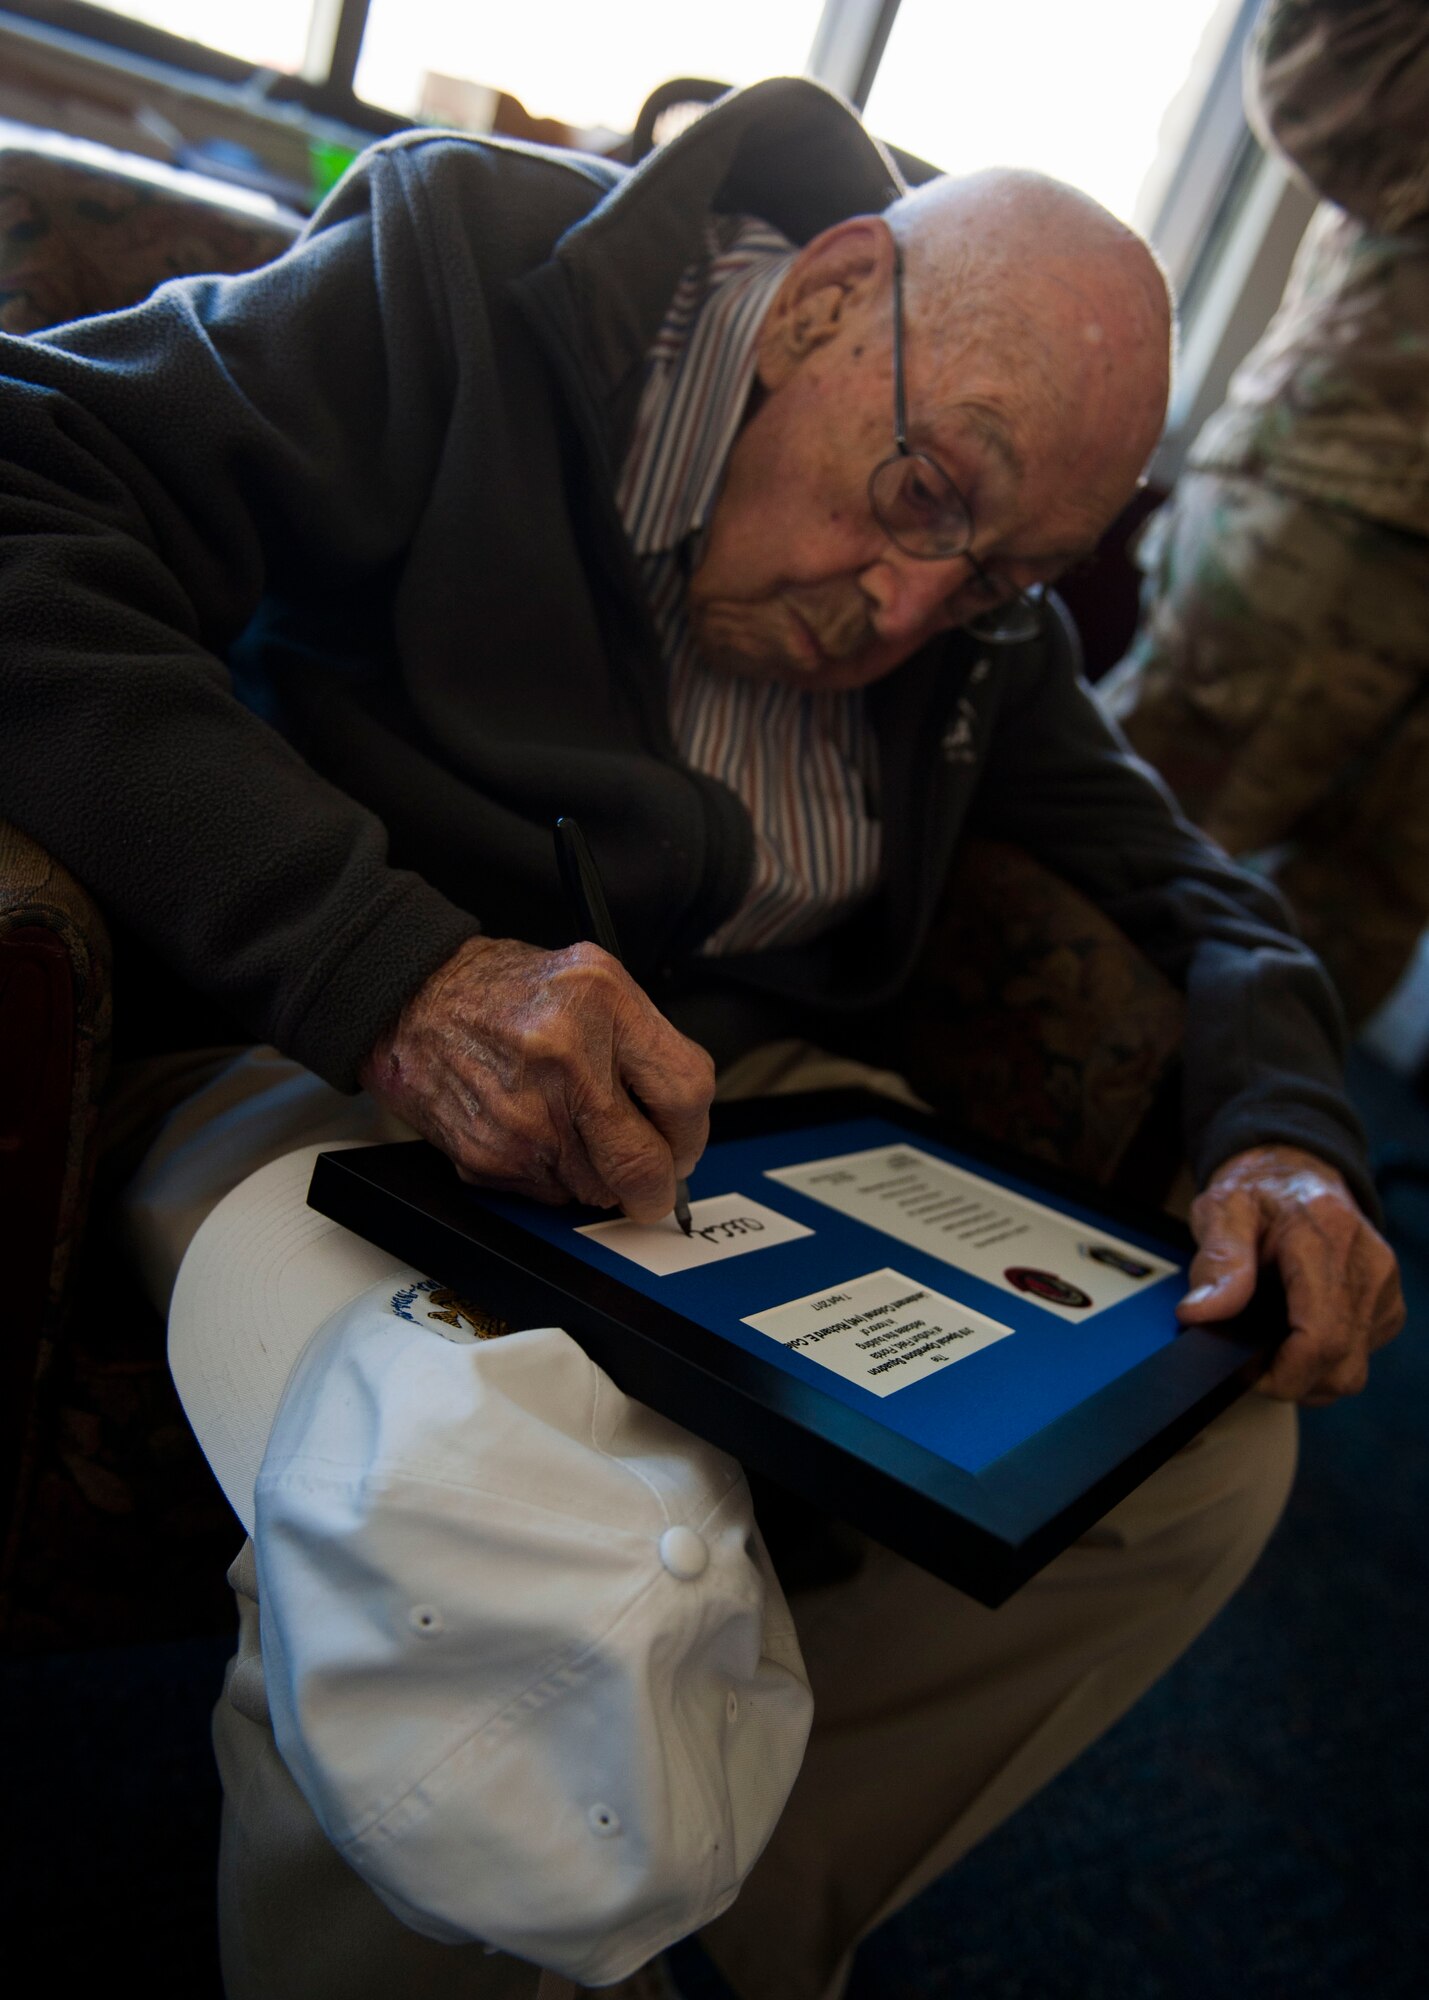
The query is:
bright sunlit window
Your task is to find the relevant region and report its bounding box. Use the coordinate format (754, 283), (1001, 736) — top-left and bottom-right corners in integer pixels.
(78, 0), (316, 74)
(353, 0), (826, 140)
(44, 0), (1250, 236)
(863, 0), (1245, 228)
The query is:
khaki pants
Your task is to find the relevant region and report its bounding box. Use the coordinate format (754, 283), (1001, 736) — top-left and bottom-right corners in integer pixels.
(123, 1044), (1297, 2000)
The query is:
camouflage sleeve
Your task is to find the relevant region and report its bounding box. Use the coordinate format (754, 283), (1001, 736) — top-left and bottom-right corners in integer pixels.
(1249, 0), (1429, 234)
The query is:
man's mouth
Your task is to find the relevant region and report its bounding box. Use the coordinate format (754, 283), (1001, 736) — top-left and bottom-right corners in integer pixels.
(786, 606), (830, 674)
(785, 590), (876, 673)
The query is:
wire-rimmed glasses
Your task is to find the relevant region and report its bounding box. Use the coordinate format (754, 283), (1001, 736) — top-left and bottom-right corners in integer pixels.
(868, 242), (1045, 646)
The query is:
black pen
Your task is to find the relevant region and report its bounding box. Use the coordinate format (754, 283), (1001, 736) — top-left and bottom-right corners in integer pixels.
(554, 816), (693, 1237)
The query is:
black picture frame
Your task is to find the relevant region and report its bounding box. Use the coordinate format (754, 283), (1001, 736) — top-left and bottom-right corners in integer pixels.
(307, 1090), (1284, 1606)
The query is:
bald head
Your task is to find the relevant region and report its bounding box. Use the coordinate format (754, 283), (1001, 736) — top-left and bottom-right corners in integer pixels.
(686, 171), (1174, 692)
(884, 168), (1172, 496)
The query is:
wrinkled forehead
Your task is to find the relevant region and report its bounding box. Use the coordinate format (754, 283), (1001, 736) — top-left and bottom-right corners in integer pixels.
(910, 315), (1162, 536)
(904, 234), (1167, 424)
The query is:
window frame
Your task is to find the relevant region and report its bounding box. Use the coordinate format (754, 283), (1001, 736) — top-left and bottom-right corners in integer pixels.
(0, 0), (1256, 214)
(0, 0), (402, 136)
(0, 0), (1303, 452)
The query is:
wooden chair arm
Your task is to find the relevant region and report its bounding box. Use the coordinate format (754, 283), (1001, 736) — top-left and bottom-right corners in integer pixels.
(0, 819), (112, 1570)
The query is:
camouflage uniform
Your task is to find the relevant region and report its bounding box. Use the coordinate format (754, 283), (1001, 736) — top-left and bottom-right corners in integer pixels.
(1102, 0), (1429, 1026)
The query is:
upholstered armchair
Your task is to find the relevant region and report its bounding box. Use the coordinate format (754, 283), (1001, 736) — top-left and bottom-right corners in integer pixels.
(0, 122), (1184, 1644)
(0, 127), (300, 1624)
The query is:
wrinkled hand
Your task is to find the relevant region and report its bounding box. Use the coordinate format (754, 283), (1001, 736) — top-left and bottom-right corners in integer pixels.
(1176, 1144), (1405, 1405)
(359, 935), (715, 1222)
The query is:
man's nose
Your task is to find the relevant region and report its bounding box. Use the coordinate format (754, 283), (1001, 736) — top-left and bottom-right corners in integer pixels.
(857, 550), (968, 644)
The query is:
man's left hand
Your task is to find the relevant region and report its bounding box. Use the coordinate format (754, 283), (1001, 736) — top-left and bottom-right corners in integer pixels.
(1176, 1144), (1405, 1405)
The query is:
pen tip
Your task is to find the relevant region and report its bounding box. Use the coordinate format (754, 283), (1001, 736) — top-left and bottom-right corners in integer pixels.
(675, 1182), (693, 1236)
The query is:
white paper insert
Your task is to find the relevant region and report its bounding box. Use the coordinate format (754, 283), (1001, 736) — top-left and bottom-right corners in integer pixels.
(766, 1144), (1177, 1321)
(576, 1192), (813, 1276)
(743, 1268), (1014, 1396)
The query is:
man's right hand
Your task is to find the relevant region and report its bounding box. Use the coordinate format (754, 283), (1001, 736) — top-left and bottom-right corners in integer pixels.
(358, 935), (715, 1222)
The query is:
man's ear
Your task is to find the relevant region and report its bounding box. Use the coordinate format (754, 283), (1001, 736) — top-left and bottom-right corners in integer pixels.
(756, 217), (892, 393)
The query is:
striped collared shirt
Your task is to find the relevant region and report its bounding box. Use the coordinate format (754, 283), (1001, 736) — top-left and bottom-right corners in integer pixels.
(615, 215), (881, 957)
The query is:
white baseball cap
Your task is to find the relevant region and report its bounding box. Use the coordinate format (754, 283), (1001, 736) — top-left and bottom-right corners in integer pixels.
(169, 1142), (813, 1986)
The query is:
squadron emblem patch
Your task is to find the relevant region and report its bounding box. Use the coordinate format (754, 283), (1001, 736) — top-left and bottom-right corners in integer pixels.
(389, 1277), (511, 1342)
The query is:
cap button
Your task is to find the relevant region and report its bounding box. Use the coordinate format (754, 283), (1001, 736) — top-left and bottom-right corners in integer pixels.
(659, 1525), (709, 1580)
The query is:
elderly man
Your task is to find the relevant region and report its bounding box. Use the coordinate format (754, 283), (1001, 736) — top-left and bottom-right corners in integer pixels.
(0, 76), (1402, 2000)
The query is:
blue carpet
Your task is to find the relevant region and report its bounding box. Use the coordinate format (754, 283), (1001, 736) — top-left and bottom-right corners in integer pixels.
(844, 1048), (1429, 1998)
(0, 1629), (231, 1986)
(5, 1051), (1427, 1994)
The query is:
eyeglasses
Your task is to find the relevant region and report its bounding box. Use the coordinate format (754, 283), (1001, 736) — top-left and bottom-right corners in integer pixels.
(868, 242), (1045, 646)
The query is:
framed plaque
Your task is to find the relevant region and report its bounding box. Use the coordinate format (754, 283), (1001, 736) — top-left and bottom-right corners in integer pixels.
(307, 1091), (1283, 1605)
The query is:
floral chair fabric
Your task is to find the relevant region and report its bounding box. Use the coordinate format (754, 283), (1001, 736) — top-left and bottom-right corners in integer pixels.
(879, 838), (1186, 1190)
(0, 140), (298, 336)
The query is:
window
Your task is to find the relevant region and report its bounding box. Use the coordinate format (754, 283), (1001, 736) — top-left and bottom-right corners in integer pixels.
(353, 0), (827, 142)
(75, 0), (315, 74)
(0, 1), (1293, 521)
(862, 0), (1247, 229)
(3, 0), (1260, 269)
